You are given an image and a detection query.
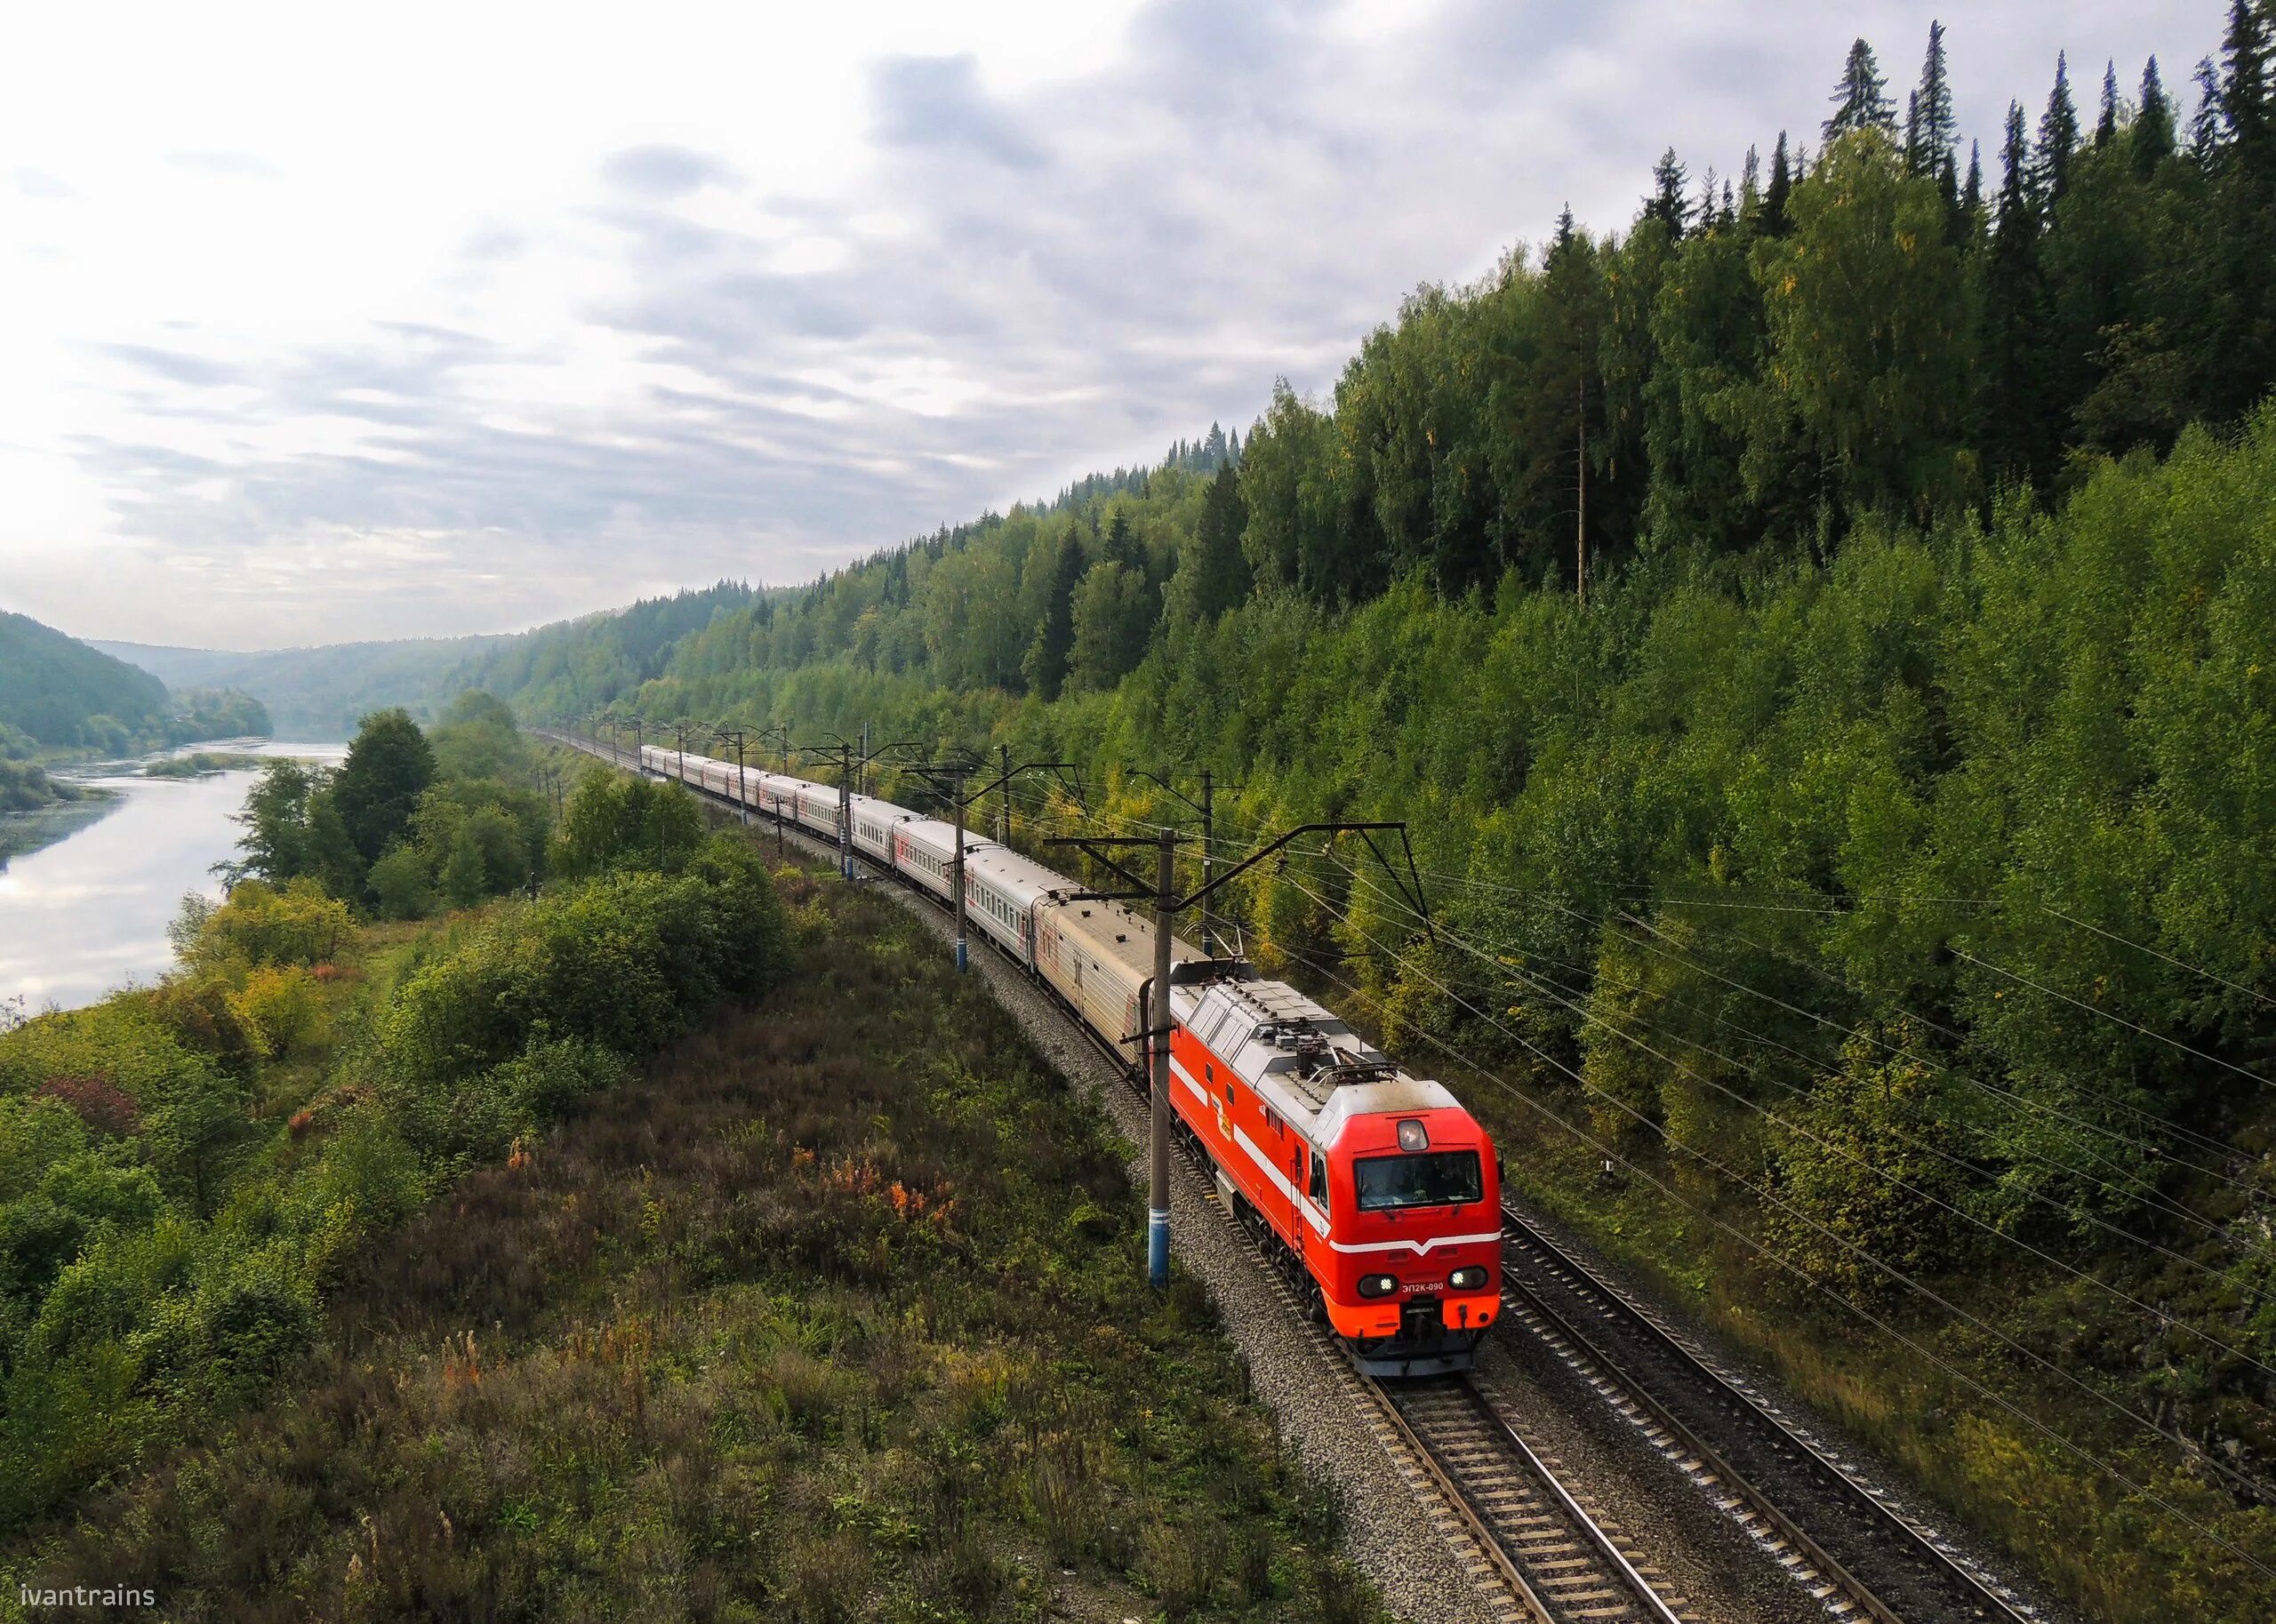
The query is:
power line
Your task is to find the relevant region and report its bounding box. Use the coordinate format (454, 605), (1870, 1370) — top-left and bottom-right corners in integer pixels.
(1276, 936), (2276, 1586)
(1328, 860), (2276, 1276)
(2040, 905), (2276, 1012)
(1950, 948), (2275, 1089)
(1295, 872), (2276, 1397)
(1352, 852), (2267, 1184)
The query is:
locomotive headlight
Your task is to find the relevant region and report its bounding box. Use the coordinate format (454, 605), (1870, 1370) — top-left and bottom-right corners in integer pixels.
(1357, 1274), (1398, 1299)
(1448, 1266), (1490, 1292)
(1396, 1118), (1430, 1152)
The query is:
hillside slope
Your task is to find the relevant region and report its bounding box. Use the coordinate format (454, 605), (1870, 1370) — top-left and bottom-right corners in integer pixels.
(94, 636), (513, 737)
(0, 610), (170, 745)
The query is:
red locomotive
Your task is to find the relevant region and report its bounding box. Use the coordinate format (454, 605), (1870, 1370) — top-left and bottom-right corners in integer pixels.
(1166, 972), (1500, 1376)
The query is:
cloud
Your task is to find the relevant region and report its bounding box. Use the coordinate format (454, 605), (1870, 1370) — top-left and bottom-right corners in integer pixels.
(598, 143), (739, 198)
(870, 54), (1045, 170)
(13, 168), (76, 200)
(165, 150), (282, 180)
(94, 344), (244, 388)
(13, 0), (2195, 645)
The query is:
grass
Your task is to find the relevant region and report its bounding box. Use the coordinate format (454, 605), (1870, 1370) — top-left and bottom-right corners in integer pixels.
(4, 867), (1381, 1623)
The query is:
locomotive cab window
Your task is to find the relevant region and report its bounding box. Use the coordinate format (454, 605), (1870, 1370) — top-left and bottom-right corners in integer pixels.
(1307, 1148), (1328, 1212)
(1353, 1150), (1484, 1212)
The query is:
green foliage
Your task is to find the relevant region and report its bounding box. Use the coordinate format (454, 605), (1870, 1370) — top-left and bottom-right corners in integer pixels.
(0, 833), (790, 1536)
(183, 878), (352, 972)
(0, 611), (169, 747)
(6, 882), (1377, 1624)
(227, 698), (549, 915)
(549, 768), (705, 879)
(365, 843), (435, 920)
(383, 834), (785, 1081)
(329, 708), (436, 866)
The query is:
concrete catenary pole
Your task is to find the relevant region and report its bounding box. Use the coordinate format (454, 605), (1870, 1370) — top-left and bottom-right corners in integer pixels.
(998, 743), (1012, 844)
(1149, 827), (1175, 1287)
(951, 764), (970, 972)
(838, 743), (853, 880)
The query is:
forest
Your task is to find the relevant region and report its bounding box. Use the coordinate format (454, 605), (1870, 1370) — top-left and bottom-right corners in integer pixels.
(0, 611), (271, 804)
(416, 12), (2276, 1620)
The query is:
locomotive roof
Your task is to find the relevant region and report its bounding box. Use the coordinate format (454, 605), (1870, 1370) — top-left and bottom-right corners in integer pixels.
(1172, 975), (1464, 1148)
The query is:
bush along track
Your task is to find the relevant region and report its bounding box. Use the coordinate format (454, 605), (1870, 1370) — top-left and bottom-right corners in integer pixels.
(5, 868), (1383, 1623)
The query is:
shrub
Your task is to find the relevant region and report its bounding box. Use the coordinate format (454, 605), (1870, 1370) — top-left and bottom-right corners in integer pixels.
(225, 965), (329, 1060)
(367, 843), (436, 921)
(189, 878), (353, 972)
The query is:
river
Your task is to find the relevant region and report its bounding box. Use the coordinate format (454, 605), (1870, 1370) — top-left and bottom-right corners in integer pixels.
(0, 741), (347, 1014)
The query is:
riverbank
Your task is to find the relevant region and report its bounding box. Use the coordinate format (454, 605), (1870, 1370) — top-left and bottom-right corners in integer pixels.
(0, 742), (349, 1014)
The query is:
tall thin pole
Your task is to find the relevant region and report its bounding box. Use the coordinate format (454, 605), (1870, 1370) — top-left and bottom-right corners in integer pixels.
(1575, 369), (1588, 609)
(1149, 828), (1175, 1288)
(861, 722), (870, 799)
(950, 765), (970, 972)
(838, 744), (853, 880)
(998, 743), (1012, 844)
(1198, 767), (1215, 956)
(733, 732), (749, 826)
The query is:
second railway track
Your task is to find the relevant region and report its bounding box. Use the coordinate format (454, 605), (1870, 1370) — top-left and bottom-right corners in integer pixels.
(1495, 1209), (2044, 1623)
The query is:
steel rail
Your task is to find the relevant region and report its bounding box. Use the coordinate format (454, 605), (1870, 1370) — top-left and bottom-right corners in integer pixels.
(1498, 1204), (2039, 1623)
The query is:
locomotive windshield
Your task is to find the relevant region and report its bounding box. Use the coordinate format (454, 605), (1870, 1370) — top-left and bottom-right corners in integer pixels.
(1352, 1150), (1484, 1212)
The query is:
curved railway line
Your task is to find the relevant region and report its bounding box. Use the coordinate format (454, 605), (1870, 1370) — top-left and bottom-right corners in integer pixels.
(1491, 1210), (2040, 1623)
(546, 730), (2049, 1624)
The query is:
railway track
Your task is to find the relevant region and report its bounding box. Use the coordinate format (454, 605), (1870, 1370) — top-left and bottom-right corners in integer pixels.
(1384, 1375), (1695, 1623)
(1495, 1209), (2041, 1623)
(546, 731), (2039, 1624)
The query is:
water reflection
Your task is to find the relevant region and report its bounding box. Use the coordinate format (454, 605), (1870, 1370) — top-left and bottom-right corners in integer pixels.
(0, 742), (346, 1013)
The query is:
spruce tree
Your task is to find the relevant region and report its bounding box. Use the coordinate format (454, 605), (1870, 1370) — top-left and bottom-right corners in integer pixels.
(1981, 102), (2053, 484)
(2033, 52), (2080, 206)
(1825, 38), (1895, 140)
(2203, 0), (2276, 418)
(1645, 148), (1690, 238)
(2135, 57), (2176, 178)
(2218, 0), (2270, 148)
(1907, 20), (1956, 180)
(2190, 58), (2224, 162)
(1740, 143), (1761, 215)
(1764, 132), (1793, 236)
(2096, 60), (2120, 148)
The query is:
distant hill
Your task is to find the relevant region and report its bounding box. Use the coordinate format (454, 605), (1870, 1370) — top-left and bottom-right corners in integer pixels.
(0, 610), (171, 745)
(93, 635), (514, 738)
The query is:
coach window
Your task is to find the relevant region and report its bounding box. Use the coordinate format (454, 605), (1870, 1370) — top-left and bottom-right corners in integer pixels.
(1307, 1148), (1328, 1212)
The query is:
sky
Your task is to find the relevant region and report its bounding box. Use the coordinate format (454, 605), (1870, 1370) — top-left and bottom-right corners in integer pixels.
(0, 1), (2206, 651)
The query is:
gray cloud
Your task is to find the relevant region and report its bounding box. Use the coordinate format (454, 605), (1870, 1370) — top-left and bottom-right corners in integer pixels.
(166, 150), (281, 180)
(599, 143), (740, 198)
(53, 0), (2196, 644)
(95, 344), (244, 388)
(14, 168), (76, 199)
(871, 55), (1044, 170)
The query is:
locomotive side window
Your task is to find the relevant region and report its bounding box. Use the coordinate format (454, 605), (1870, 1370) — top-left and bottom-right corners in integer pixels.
(1307, 1148), (1328, 1212)
(1352, 1150), (1484, 1212)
